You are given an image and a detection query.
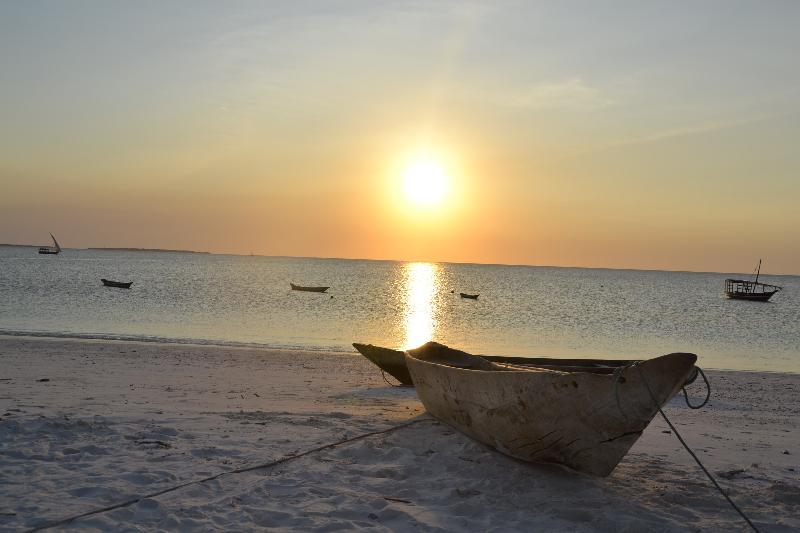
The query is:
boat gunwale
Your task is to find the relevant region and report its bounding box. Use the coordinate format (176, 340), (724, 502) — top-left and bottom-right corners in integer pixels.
(405, 349), (696, 378)
(724, 279), (782, 290)
(353, 343), (643, 384)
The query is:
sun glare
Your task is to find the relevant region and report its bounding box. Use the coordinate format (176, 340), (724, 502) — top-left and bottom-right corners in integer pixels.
(402, 158), (450, 207)
(403, 262), (438, 349)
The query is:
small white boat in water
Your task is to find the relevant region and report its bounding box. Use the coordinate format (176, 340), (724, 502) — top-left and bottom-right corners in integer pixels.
(38, 233), (61, 255)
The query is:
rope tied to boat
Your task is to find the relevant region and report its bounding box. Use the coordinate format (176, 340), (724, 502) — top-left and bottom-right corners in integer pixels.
(611, 363), (638, 419)
(681, 366), (711, 409)
(636, 366), (760, 532)
(612, 361), (711, 418)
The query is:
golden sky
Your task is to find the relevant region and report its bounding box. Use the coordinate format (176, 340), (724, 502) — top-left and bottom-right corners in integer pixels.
(1, 2), (799, 274)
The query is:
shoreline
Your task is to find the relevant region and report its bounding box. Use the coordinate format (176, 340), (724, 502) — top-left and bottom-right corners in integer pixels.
(0, 331), (355, 356)
(1, 337), (798, 531)
(2, 332), (798, 376)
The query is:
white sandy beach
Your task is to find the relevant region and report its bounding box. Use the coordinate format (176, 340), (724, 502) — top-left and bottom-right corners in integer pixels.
(0, 336), (797, 532)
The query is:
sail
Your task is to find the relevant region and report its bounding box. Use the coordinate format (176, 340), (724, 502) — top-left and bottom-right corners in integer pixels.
(50, 233), (61, 252)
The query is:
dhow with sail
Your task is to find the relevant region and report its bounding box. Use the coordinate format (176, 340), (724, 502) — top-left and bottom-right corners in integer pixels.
(38, 233), (62, 255)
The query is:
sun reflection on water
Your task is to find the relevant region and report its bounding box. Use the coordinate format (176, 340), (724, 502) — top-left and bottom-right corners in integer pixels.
(403, 262), (439, 349)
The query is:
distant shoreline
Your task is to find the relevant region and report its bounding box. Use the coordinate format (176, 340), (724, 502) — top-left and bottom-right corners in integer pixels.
(0, 243), (796, 276)
(0, 244), (208, 254)
(87, 247), (210, 254)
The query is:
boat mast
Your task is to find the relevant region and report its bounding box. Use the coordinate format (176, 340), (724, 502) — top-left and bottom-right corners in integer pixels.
(755, 259), (761, 284)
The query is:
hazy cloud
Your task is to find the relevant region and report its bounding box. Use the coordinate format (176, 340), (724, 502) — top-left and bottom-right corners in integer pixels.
(605, 109), (799, 149)
(503, 78), (613, 111)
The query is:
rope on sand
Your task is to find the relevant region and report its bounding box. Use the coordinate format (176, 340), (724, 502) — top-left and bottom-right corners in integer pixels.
(26, 417), (436, 532)
(636, 366), (759, 533)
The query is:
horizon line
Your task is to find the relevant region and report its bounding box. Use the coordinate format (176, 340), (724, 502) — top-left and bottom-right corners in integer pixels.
(2, 242), (796, 277)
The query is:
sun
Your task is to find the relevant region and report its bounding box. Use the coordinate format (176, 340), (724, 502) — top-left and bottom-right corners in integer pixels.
(402, 158), (450, 207)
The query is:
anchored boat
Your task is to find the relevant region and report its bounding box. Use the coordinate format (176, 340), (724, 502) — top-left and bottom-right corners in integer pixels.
(724, 260), (781, 302)
(101, 279), (133, 289)
(38, 233), (61, 255)
(459, 293), (479, 300)
(290, 283), (329, 293)
(405, 342), (698, 476)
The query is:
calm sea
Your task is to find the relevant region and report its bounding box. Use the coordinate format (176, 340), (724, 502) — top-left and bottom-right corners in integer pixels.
(0, 247), (797, 373)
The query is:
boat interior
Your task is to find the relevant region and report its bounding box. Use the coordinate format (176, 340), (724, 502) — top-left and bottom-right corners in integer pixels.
(408, 343), (638, 375)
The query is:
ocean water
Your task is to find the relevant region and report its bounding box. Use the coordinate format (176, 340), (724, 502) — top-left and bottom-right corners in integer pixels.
(0, 247), (798, 373)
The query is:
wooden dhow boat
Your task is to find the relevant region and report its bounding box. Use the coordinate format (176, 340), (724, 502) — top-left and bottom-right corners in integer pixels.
(38, 233), (62, 255)
(724, 260), (781, 302)
(101, 278), (133, 289)
(459, 292), (479, 300)
(405, 342), (698, 476)
(353, 343), (636, 387)
(290, 283), (329, 293)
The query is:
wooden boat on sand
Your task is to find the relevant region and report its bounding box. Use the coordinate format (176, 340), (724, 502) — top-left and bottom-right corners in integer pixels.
(352, 343), (637, 387)
(725, 260), (781, 302)
(405, 342), (697, 476)
(459, 293), (479, 300)
(290, 283), (329, 293)
(101, 279), (133, 289)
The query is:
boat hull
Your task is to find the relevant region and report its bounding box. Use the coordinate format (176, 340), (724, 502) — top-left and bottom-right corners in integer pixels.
(459, 293), (479, 299)
(725, 290), (778, 302)
(290, 283), (329, 293)
(405, 342), (697, 476)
